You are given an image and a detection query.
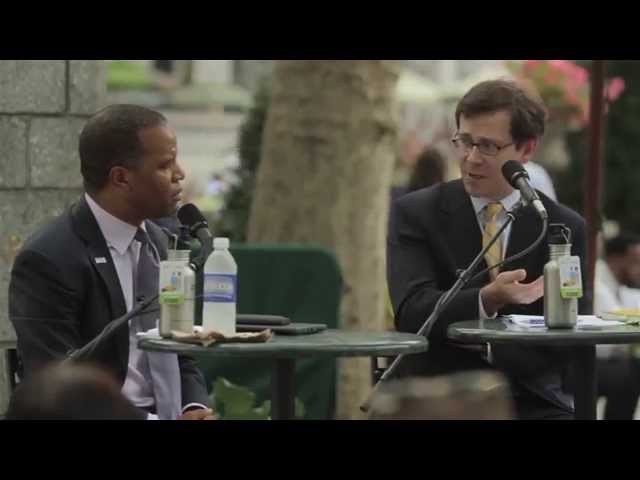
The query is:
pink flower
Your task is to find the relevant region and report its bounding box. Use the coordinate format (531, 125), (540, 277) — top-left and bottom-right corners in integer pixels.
(544, 68), (562, 85)
(524, 60), (543, 70)
(606, 78), (625, 101)
(554, 60), (588, 84)
(574, 68), (589, 85)
(505, 60), (625, 130)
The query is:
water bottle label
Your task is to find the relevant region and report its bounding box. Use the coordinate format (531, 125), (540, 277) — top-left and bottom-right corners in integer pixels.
(559, 256), (583, 299)
(159, 260), (186, 305)
(204, 273), (236, 303)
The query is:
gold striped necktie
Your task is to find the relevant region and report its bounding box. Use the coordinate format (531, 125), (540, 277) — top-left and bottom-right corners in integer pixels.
(483, 202), (504, 280)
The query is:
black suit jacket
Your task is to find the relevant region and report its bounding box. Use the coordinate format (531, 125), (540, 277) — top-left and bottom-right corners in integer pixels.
(388, 179), (592, 412)
(9, 196), (209, 411)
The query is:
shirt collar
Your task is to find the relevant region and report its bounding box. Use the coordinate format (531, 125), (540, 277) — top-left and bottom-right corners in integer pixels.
(85, 193), (145, 255)
(470, 189), (522, 217)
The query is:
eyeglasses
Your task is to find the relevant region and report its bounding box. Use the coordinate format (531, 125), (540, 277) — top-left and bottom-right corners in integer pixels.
(451, 133), (514, 157)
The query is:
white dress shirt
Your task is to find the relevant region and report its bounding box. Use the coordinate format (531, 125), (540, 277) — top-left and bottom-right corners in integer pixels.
(593, 259), (640, 315)
(594, 259), (640, 359)
(469, 189), (522, 320)
(85, 194), (206, 419)
(85, 194), (158, 412)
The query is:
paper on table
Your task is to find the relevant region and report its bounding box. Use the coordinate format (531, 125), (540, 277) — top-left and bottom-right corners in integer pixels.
(504, 315), (546, 328)
(137, 326), (273, 347)
(504, 314), (625, 329)
(576, 315), (625, 328)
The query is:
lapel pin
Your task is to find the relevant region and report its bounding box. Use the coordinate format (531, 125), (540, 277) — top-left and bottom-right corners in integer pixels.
(95, 257), (107, 264)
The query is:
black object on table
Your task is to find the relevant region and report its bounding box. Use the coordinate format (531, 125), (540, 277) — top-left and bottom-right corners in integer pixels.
(236, 314), (291, 326)
(236, 323), (327, 335)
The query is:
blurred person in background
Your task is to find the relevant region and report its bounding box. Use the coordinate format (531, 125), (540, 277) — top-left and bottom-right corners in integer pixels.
(6, 363), (144, 420)
(594, 233), (640, 419)
(368, 370), (514, 420)
(524, 160), (557, 201)
(386, 146), (449, 330)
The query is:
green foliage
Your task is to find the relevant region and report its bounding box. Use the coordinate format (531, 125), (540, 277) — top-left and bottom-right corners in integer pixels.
(558, 60), (640, 232)
(211, 377), (305, 420)
(107, 61), (154, 91)
(211, 78), (271, 242)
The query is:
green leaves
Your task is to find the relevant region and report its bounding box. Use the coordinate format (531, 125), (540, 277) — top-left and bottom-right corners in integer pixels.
(107, 61), (154, 91)
(211, 78), (271, 242)
(211, 377), (305, 420)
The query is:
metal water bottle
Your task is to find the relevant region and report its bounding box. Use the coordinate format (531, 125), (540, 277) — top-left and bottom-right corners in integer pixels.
(159, 226), (196, 337)
(544, 224), (578, 329)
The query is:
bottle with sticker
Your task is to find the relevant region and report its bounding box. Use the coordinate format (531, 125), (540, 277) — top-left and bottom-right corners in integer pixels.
(203, 237), (237, 335)
(544, 224), (582, 329)
(159, 226), (196, 338)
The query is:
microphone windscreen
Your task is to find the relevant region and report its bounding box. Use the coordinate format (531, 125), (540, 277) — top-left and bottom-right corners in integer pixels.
(501, 160), (529, 188)
(177, 203), (206, 229)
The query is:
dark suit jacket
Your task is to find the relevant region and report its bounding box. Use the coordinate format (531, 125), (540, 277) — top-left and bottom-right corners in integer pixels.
(9, 196), (209, 411)
(388, 179), (592, 413)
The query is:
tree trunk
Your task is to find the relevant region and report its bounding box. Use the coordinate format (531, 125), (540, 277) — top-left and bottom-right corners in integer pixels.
(247, 60), (399, 419)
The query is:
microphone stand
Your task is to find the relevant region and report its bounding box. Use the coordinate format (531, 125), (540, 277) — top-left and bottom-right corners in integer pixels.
(361, 201), (536, 413)
(65, 294), (159, 363)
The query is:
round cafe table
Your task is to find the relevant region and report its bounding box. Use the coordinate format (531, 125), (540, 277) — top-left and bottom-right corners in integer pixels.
(139, 328), (428, 420)
(448, 318), (640, 420)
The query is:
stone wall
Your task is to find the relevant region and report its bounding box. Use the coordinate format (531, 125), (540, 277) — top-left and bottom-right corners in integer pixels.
(0, 60), (106, 414)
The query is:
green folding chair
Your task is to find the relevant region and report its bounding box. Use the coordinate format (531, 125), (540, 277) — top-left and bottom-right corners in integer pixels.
(193, 243), (343, 419)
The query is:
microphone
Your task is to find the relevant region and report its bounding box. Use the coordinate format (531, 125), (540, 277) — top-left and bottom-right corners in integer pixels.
(177, 204), (213, 246)
(177, 203), (213, 270)
(501, 160), (548, 220)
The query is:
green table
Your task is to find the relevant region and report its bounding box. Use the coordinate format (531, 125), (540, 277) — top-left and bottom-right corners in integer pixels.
(447, 318), (640, 420)
(139, 329), (428, 419)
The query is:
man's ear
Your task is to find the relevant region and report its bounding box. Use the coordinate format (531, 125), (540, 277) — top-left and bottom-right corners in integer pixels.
(109, 166), (133, 192)
(520, 139), (538, 163)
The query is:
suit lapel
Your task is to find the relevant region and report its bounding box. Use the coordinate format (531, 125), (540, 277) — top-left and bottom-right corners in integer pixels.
(505, 206), (546, 280)
(71, 197), (128, 319)
(439, 180), (490, 288)
(88, 244), (128, 318)
(70, 206), (171, 321)
(70, 196), (130, 365)
(145, 220), (169, 261)
(437, 181), (546, 287)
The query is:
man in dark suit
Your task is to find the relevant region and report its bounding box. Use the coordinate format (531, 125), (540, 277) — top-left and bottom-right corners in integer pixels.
(9, 104), (213, 420)
(388, 79), (592, 420)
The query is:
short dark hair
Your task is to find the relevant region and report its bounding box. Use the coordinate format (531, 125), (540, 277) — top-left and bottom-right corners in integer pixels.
(5, 362), (143, 420)
(79, 104), (166, 193)
(605, 233), (640, 257)
(455, 79), (547, 148)
(407, 146), (447, 192)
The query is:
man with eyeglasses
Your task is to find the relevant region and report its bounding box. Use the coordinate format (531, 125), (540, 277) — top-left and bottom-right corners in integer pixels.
(387, 79), (591, 420)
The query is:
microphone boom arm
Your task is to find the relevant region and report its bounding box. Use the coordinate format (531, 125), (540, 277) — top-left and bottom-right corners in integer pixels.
(65, 293), (159, 363)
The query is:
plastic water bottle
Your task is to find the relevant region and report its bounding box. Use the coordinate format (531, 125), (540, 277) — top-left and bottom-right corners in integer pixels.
(203, 237), (237, 335)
